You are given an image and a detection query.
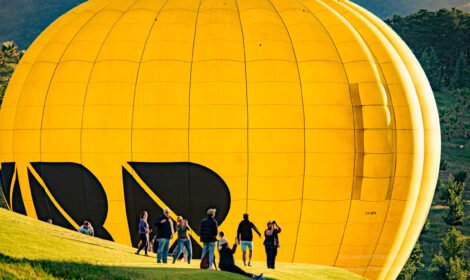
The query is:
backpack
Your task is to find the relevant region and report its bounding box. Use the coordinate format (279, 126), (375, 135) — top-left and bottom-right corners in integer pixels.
(200, 252), (209, 269)
(199, 252), (218, 270)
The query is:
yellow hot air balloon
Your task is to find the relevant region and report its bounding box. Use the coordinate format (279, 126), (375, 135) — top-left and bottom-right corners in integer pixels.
(0, 0), (440, 279)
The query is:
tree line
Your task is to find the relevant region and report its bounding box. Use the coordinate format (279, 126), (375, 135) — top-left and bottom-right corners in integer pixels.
(389, 8), (469, 280)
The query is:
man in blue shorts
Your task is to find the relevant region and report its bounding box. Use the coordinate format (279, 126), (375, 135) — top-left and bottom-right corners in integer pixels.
(237, 213), (261, 266)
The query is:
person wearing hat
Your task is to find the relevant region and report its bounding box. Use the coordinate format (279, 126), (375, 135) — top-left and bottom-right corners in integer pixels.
(264, 220), (282, 269)
(219, 237), (264, 279)
(200, 208), (218, 269)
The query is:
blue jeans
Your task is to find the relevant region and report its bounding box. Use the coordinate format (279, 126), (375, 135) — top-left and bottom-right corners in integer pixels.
(157, 238), (170, 263)
(173, 239), (192, 264)
(202, 242), (216, 269)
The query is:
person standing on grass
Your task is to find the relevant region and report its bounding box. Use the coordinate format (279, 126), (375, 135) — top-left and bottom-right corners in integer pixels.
(135, 211), (151, 256)
(155, 208), (174, 263)
(172, 216), (192, 264)
(237, 213), (261, 266)
(79, 221), (94, 236)
(219, 237), (264, 279)
(264, 220), (281, 269)
(200, 208), (218, 269)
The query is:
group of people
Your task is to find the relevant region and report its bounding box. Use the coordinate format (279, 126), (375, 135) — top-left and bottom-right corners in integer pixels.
(135, 207), (282, 279)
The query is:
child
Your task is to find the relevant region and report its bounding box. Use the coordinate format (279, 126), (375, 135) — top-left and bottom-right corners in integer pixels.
(218, 231), (228, 251)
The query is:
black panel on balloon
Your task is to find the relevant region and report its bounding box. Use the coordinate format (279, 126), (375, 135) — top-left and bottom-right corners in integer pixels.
(29, 169), (74, 230)
(129, 162), (231, 229)
(30, 163), (112, 241)
(123, 167), (164, 248)
(0, 162), (15, 208)
(125, 162), (230, 258)
(12, 173), (26, 215)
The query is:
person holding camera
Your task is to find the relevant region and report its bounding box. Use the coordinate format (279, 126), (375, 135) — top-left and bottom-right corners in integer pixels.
(172, 216), (192, 264)
(264, 220), (282, 269)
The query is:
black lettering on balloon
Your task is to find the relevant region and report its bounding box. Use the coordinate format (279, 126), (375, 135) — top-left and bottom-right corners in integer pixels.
(0, 162), (26, 214)
(0, 162), (15, 208)
(12, 172), (26, 215)
(29, 168), (75, 230)
(30, 163), (112, 240)
(124, 162), (231, 258)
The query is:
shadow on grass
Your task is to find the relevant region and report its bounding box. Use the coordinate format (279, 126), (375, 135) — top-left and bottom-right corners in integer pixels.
(0, 253), (276, 280)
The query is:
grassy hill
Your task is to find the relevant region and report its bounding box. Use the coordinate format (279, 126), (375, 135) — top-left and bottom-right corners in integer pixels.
(0, 208), (363, 280)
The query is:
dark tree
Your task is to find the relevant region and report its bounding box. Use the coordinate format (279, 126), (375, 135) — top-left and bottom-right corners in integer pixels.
(420, 47), (443, 90)
(430, 227), (468, 280)
(398, 241), (425, 280)
(450, 53), (470, 89)
(453, 171), (467, 184)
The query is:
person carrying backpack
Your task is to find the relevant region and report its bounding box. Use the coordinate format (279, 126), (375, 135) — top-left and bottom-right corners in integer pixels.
(200, 208), (218, 269)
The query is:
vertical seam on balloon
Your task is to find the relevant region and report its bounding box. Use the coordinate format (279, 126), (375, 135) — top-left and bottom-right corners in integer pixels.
(128, 0), (170, 246)
(349, 84), (364, 201)
(130, 0), (171, 163)
(28, 163), (80, 229)
(36, 3), (109, 221)
(233, 0), (250, 213)
(9, 168), (17, 210)
(333, 2), (399, 274)
(77, 0), (143, 223)
(294, 0), (354, 266)
(187, 0), (204, 223)
(264, 0), (307, 263)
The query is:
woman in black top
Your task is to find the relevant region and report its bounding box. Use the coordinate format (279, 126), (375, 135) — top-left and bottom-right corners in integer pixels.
(264, 221), (282, 269)
(219, 237), (263, 279)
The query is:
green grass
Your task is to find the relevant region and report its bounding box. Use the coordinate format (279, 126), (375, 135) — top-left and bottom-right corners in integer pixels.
(0, 209), (363, 280)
